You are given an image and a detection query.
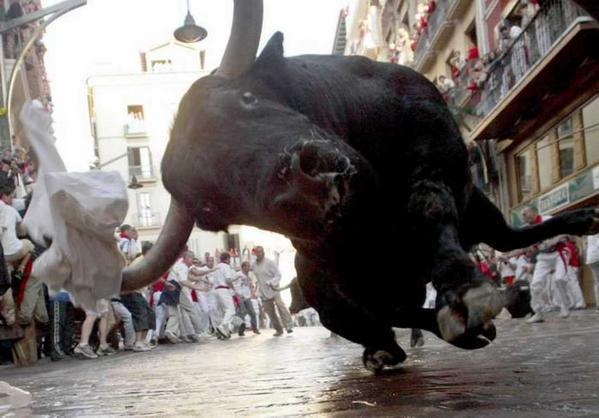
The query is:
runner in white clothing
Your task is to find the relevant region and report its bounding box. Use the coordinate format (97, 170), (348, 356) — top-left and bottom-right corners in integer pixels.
(212, 252), (236, 339)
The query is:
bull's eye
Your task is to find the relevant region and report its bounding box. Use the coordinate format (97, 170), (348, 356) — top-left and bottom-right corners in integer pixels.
(240, 92), (258, 108)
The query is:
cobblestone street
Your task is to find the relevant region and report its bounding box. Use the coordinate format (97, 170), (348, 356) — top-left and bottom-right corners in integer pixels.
(3, 310), (599, 417)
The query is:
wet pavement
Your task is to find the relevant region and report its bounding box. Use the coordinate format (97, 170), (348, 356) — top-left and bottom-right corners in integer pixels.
(2, 309), (599, 417)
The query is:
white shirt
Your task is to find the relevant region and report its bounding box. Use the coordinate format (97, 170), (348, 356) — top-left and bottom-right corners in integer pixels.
(168, 259), (189, 284)
(168, 259), (191, 296)
(231, 272), (252, 299)
(190, 266), (214, 292)
(515, 255), (532, 281)
(497, 258), (515, 279)
(253, 258), (281, 300)
(0, 200), (23, 256)
(212, 262), (234, 288)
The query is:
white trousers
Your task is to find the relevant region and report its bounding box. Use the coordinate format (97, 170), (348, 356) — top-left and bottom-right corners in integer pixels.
(566, 267), (585, 308)
(197, 291), (219, 332)
(531, 252), (569, 313)
(215, 288), (236, 330)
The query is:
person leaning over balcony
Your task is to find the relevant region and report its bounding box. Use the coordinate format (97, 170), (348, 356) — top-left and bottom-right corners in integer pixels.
(518, 0), (540, 28)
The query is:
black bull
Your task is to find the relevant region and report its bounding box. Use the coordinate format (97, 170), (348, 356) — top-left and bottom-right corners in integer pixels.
(122, 30), (599, 371)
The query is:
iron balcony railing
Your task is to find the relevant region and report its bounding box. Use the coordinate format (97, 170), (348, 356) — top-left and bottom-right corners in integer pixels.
(413, 0), (452, 66)
(132, 212), (161, 228)
(470, 0), (588, 119)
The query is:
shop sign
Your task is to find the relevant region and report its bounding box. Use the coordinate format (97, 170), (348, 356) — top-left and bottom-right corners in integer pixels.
(538, 183), (569, 214)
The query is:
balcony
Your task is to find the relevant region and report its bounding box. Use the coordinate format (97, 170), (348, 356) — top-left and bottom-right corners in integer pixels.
(466, 0), (597, 142)
(414, 0), (456, 72)
(132, 212), (161, 229)
(129, 165), (156, 182)
(123, 121), (147, 138)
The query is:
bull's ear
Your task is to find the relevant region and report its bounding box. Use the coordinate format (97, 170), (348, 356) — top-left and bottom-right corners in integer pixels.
(254, 31), (285, 70)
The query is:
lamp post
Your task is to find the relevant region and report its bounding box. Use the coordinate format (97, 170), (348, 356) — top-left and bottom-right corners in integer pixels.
(173, 0), (207, 43)
(0, 0), (87, 150)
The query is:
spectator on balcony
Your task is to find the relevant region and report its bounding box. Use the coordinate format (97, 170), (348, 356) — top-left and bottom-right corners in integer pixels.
(467, 46), (479, 61)
(448, 50), (466, 79)
(509, 23), (527, 81)
(518, 0), (540, 28)
(425, 0), (436, 14)
(436, 75), (456, 103)
(496, 22), (512, 56)
(469, 60), (489, 92)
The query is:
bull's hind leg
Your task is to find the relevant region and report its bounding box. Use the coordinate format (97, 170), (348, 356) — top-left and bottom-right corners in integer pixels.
(408, 180), (504, 348)
(461, 187), (599, 251)
(295, 255), (406, 373)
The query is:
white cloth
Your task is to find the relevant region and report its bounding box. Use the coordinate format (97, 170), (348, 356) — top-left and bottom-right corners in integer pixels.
(515, 255), (533, 282)
(212, 262), (234, 288)
(190, 266), (213, 292)
(0, 201), (23, 256)
(231, 272), (252, 299)
(20, 100), (128, 310)
(253, 258), (281, 299)
(497, 258), (516, 279)
(215, 287), (235, 329)
(586, 234), (599, 265)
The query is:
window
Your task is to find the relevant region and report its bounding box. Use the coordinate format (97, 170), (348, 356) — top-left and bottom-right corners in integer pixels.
(151, 59), (172, 72)
(516, 148), (533, 200)
(125, 105), (146, 135)
(128, 146), (154, 179)
(465, 20), (478, 49)
(136, 192), (154, 227)
(536, 135), (552, 190)
(583, 96), (599, 166)
(557, 118), (575, 179)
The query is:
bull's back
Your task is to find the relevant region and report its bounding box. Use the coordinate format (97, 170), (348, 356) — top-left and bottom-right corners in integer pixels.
(282, 54), (470, 196)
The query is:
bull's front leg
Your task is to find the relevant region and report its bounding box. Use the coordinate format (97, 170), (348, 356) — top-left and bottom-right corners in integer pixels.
(408, 180), (503, 348)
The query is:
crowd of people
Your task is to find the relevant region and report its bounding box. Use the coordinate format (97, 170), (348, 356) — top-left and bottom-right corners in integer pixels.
(432, 0), (542, 111)
(473, 205), (599, 323)
(0, 183), (320, 364)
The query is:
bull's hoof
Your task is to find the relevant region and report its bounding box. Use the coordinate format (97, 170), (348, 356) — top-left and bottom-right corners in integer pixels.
(437, 282), (504, 349)
(410, 329), (425, 348)
(588, 208), (599, 234)
(561, 207), (599, 235)
(362, 346), (406, 374)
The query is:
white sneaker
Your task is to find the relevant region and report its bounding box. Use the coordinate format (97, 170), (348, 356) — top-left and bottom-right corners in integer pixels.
(526, 312), (544, 323)
(133, 342), (151, 352)
(559, 306), (570, 318)
(74, 344), (98, 359)
(164, 330), (181, 344)
(216, 325), (230, 339)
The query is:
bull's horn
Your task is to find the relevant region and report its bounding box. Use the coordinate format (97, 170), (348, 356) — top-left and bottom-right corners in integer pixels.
(121, 199), (195, 291)
(217, 0), (263, 78)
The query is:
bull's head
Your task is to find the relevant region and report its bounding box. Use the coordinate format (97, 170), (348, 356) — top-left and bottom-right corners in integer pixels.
(122, 0), (366, 290)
